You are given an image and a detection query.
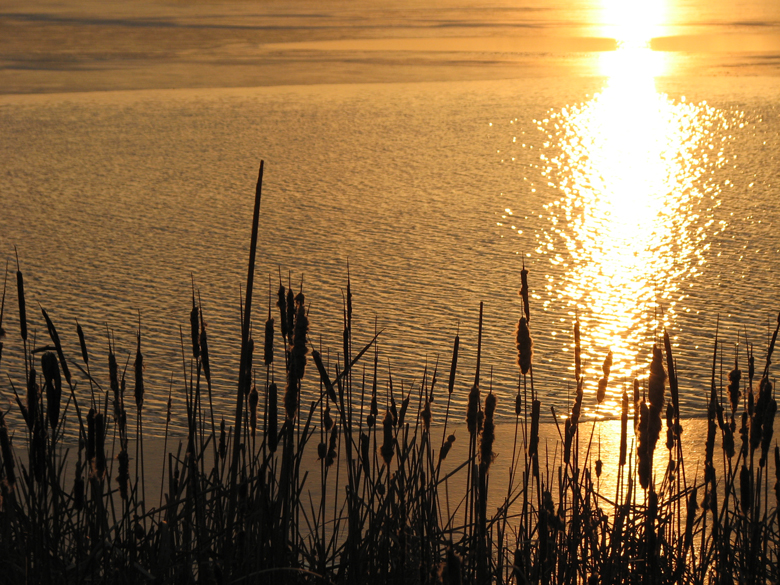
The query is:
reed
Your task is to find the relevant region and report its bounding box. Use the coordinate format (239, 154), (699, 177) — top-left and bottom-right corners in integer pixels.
(1, 169), (779, 585)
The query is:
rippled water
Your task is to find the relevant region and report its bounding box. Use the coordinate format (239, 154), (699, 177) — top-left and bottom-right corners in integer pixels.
(1, 71), (779, 437)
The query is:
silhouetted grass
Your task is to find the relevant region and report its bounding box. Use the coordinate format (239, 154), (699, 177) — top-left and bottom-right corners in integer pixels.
(0, 166), (778, 584)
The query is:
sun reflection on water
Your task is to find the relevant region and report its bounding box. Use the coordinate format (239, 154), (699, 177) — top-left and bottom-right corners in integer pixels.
(524, 44), (741, 418)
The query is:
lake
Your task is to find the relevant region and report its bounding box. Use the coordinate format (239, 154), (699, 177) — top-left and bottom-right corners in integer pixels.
(1, 0), (780, 440)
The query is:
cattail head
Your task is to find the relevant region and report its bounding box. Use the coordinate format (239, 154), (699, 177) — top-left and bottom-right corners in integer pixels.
(109, 348), (120, 420)
(326, 424), (338, 467)
(117, 449), (129, 500)
(438, 546), (462, 585)
(447, 334), (459, 396)
(439, 434), (455, 463)
(77, 321), (89, 366)
(530, 399), (541, 478)
(421, 398), (431, 431)
(190, 301), (200, 360)
(519, 263), (531, 323)
(380, 410), (394, 467)
(515, 317), (533, 376)
(324, 404), (334, 431)
(359, 432), (370, 478)
(16, 267), (26, 342)
(648, 345), (666, 413)
(597, 377), (607, 405)
(728, 367), (742, 413)
(284, 373), (298, 421)
(637, 399), (652, 489)
(249, 385), (259, 438)
(200, 313), (211, 384)
(263, 315), (274, 366)
(0, 411), (15, 488)
(41, 351), (61, 430)
(480, 393), (497, 469)
(286, 288), (295, 344)
(619, 389), (628, 466)
(290, 296), (309, 381)
(466, 384), (480, 435)
(277, 284), (288, 340)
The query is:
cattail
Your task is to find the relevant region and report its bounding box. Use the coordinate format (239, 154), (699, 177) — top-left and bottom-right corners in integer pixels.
(109, 348), (120, 420)
(515, 391), (522, 416)
(648, 345), (666, 413)
(326, 424), (338, 467)
(249, 385), (259, 438)
(723, 421), (735, 459)
(597, 378), (607, 405)
(665, 403), (675, 451)
(41, 309), (71, 385)
(16, 266), (26, 342)
(439, 546), (462, 585)
(284, 374), (298, 421)
(77, 321), (89, 365)
(466, 384), (480, 435)
(390, 391), (398, 426)
(41, 351), (61, 430)
(313, 350), (337, 404)
(317, 441), (327, 460)
(597, 350), (612, 404)
(448, 334), (459, 396)
(760, 391), (777, 467)
(529, 399), (541, 477)
(117, 449), (129, 500)
(421, 397), (432, 431)
(515, 317), (533, 375)
(519, 263), (531, 323)
(263, 313), (274, 365)
(190, 299), (200, 360)
(134, 332), (144, 411)
(290, 293), (309, 381)
(637, 400), (652, 489)
(267, 382), (278, 451)
(324, 404), (333, 431)
(0, 411), (15, 488)
(200, 312), (211, 384)
(480, 393), (496, 469)
(286, 288), (295, 344)
(774, 446), (780, 511)
(219, 419), (227, 460)
(619, 389), (628, 466)
(399, 396), (410, 428)
(380, 410), (394, 466)
(564, 418), (572, 465)
(439, 434), (455, 463)
(728, 366), (741, 414)
(705, 398), (716, 469)
(632, 378), (640, 431)
(360, 432), (370, 478)
(93, 412), (106, 479)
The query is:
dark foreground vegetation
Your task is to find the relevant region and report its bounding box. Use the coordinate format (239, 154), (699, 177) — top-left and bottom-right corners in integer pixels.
(1, 164), (779, 584)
